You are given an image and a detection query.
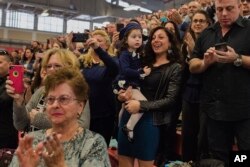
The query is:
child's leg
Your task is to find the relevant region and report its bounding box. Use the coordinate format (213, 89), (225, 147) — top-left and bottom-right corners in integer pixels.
(125, 89), (147, 140)
(118, 103), (125, 125)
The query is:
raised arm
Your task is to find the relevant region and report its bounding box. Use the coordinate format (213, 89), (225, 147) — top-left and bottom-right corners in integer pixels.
(94, 47), (118, 78)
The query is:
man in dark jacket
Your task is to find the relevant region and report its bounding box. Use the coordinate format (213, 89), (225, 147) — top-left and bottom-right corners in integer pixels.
(0, 50), (18, 149)
(189, 0), (250, 166)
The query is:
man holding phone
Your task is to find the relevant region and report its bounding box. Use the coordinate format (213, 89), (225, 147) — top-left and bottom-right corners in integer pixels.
(189, 0), (250, 166)
(0, 50), (18, 149)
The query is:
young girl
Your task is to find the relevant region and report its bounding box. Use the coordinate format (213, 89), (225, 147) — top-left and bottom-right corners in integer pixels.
(115, 22), (151, 142)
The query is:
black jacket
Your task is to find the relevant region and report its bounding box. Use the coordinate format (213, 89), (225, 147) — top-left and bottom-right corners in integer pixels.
(140, 62), (184, 125)
(0, 76), (18, 139)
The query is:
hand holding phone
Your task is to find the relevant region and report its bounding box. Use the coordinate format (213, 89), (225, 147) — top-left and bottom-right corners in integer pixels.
(9, 65), (24, 94)
(215, 42), (228, 52)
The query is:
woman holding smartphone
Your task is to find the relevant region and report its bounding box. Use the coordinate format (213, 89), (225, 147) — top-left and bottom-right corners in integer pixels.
(20, 47), (35, 80)
(6, 49), (90, 132)
(79, 30), (119, 145)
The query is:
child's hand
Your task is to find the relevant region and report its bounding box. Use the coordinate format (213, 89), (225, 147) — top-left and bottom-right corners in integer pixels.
(143, 66), (151, 76)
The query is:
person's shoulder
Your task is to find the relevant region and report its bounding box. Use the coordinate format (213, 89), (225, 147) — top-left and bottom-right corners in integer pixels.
(175, 63), (184, 72)
(84, 129), (106, 145)
(119, 50), (132, 60)
(32, 86), (45, 97)
(241, 17), (250, 26)
(199, 23), (217, 37)
(84, 129), (105, 140)
(170, 62), (182, 69)
(119, 50), (130, 56)
(36, 86), (45, 92)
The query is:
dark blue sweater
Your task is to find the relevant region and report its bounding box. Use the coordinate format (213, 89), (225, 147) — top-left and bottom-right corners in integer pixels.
(118, 50), (142, 88)
(82, 47), (119, 119)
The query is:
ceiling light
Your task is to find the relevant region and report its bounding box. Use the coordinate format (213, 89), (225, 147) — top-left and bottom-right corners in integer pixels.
(123, 5), (152, 13)
(41, 9), (49, 17)
(139, 8), (152, 13)
(123, 5), (139, 11)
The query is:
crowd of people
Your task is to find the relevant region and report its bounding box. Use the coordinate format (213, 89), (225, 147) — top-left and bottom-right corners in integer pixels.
(0, 0), (250, 167)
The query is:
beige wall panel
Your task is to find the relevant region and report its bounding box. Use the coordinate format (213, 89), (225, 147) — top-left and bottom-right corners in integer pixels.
(8, 30), (32, 41)
(36, 33), (57, 43)
(0, 29), (3, 38)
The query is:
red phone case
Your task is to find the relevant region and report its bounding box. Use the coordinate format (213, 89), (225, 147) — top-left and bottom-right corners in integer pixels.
(9, 65), (24, 94)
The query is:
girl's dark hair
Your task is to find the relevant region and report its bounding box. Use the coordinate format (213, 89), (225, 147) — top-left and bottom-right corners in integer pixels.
(22, 47), (35, 62)
(117, 28), (144, 57)
(31, 65), (43, 93)
(189, 10), (212, 41)
(143, 26), (184, 67)
(162, 20), (182, 45)
(182, 10), (212, 59)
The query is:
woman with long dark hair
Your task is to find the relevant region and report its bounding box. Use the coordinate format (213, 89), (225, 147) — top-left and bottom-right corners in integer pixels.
(118, 26), (184, 167)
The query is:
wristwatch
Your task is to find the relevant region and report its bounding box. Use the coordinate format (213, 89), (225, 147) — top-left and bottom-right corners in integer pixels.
(233, 54), (242, 67)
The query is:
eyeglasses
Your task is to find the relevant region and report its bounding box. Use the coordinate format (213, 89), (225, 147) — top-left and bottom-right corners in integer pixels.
(46, 64), (62, 70)
(0, 50), (9, 55)
(45, 95), (78, 105)
(192, 19), (207, 24)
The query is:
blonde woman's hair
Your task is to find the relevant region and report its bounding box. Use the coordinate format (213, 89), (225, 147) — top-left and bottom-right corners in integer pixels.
(79, 30), (116, 68)
(42, 48), (80, 70)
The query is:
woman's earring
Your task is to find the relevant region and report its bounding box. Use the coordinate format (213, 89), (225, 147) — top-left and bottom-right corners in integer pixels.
(77, 112), (81, 118)
(167, 49), (173, 56)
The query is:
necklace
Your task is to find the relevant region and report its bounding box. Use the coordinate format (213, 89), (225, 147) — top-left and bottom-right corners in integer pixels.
(67, 126), (83, 142)
(46, 126), (83, 142)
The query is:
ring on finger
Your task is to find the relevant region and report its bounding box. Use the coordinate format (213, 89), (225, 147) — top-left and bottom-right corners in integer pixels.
(47, 151), (55, 157)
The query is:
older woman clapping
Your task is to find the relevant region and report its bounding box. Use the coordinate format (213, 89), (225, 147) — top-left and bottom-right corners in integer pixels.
(9, 68), (111, 167)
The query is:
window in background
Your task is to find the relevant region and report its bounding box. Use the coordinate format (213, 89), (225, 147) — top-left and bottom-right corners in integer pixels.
(67, 20), (90, 33)
(0, 9), (2, 26)
(93, 22), (103, 30)
(38, 16), (63, 33)
(6, 10), (34, 29)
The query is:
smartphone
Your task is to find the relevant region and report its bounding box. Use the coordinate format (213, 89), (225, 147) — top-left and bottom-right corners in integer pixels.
(116, 23), (125, 32)
(9, 65), (24, 94)
(72, 33), (89, 42)
(215, 42), (228, 52)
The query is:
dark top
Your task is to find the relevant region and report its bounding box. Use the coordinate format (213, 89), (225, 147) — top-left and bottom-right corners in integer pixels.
(141, 64), (164, 101)
(191, 16), (250, 121)
(140, 63), (183, 125)
(182, 73), (202, 103)
(0, 76), (18, 144)
(118, 50), (143, 88)
(82, 47), (118, 119)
